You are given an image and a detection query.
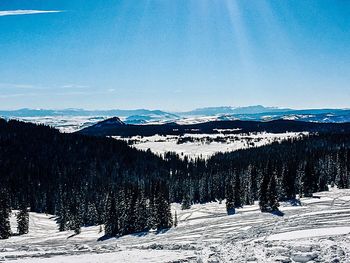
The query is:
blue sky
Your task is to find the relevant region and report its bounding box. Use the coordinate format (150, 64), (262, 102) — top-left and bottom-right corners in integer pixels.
(0, 0), (349, 111)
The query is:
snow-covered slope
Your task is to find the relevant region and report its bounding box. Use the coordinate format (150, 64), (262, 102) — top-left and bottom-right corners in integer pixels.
(2, 187), (350, 262)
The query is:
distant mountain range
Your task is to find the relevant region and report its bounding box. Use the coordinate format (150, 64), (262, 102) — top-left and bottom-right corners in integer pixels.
(0, 108), (179, 125)
(177, 105), (293, 116)
(1, 106), (350, 126)
(0, 108), (177, 118)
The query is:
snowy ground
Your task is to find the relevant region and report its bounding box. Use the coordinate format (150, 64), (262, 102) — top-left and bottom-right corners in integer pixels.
(11, 116), (108, 133)
(114, 132), (308, 159)
(1, 187), (350, 262)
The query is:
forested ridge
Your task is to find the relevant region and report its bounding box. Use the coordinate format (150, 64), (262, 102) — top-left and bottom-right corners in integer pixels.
(1, 118), (350, 239)
(78, 117), (350, 137)
(0, 119), (172, 237)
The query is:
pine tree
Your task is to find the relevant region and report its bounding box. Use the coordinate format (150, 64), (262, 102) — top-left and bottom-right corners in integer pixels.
(244, 166), (254, 205)
(174, 211), (178, 227)
(58, 208), (68, 232)
(250, 167), (258, 204)
(225, 178), (235, 215)
(134, 190), (148, 232)
(296, 163), (305, 198)
(281, 164), (296, 200)
(259, 171), (269, 212)
(123, 189), (137, 235)
(67, 194), (83, 235)
(0, 189), (11, 239)
(85, 202), (98, 226)
(57, 187), (67, 232)
(155, 186), (173, 230)
(104, 193), (119, 236)
(147, 194), (156, 230)
(234, 171), (242, 208)
(17, 202), (29, 235)
(118, 188), (132, 235)
(199, 176), (209, 203)
(71, 213), (82, 235)
(267, 174), (279, 212)
(181, 193), (191, 210)
(303, 161), (315, 197)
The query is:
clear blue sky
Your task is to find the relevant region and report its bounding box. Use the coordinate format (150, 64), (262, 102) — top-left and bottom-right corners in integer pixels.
(0, 0), (349, 111)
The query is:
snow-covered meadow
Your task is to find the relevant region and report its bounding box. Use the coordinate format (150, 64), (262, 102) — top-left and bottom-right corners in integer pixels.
(114, 132), (308, 159)
(11, 116), (107, 133)
(1, 187), (350, 262)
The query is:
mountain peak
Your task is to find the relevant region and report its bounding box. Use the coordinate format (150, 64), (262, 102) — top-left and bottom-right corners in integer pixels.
(96, 117), (125, 127)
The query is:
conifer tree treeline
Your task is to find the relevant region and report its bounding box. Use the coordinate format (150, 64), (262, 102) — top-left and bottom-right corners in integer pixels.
(1, 119), (350, 238)
(17, 202), (29, 235)
(0, 189), (11, 239)
(166, 133), (350, 214)
(0, 119), (173, 238)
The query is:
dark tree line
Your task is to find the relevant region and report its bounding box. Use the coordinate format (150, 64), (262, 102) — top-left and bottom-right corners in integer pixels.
(165, 133), (350, 214)
(0, 119), (173, 239)
(103, 182), (172, 237)
(1, 119), (350, 239)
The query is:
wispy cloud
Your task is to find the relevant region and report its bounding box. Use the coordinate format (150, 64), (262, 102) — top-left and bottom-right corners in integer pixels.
(0, 10), (62, 17)
(0, 83), (36, 89)
(60, 84), (89, 89)
(0, 93), (39, 99)
(0, 83), (89, 91)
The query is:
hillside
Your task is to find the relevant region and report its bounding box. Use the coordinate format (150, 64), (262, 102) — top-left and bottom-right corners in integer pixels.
(1, 187), (350, 262)
(2, 119), (350, 263)
(78, 118), (350, 137)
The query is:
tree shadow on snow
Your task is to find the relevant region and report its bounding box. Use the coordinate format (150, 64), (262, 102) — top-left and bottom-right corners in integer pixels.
(270, 210), (284, 217)
(97, 231), (150, 241)
(96, 228), (170, 241)
(97, 235), (119, 241)
(227, 208), (236, 215)
(286, 199), (302, 206)
(130, 231), (149, 237)
(156, 228), (170, 235)
(67, 233), (80, 239)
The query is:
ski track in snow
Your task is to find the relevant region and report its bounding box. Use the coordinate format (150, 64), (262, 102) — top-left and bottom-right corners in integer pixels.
(1, 188), (350, 262)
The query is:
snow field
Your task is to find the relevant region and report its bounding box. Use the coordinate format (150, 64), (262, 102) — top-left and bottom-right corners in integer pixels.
(114, 132), (308, 159)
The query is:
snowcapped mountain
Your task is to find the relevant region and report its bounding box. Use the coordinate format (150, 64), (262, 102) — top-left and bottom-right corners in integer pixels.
(177, 105), (292, 116)
(222, 109), (350, 123)
(176, 107), (350, 124)
(1, 106), (350, 133)
(124, 112), (179, 124)
(0, 108), (180, 131)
